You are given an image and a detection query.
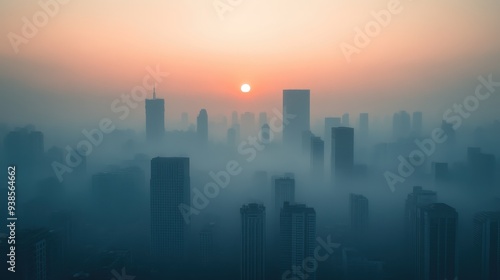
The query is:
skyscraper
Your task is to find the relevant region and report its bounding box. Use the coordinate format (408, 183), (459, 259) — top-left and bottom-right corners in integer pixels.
(274, 176), (295, 211)
(310, 136), (324, 177)
(415, 203), (457, 280)
(145, 87), (165, 142)
(241, 203), (266, 280)
(197, 109), (208, 145)
(150, 157), (190, 267)
(405, 186), (437, 272)
(392, 110), (411, 140)
(350, 194), (369, 233)
(280, 202), (317, 280)
(283, 90), (310, 149)
(474, 211), (500, 280)
(331, 127), (354, 176)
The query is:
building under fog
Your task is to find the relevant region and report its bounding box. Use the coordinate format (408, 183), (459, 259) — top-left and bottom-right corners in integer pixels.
(145, 87), (165, 142)
(241, 203), (266, 280)
(282, 89), (310, 149)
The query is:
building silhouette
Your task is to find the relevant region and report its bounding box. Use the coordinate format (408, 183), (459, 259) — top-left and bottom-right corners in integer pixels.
(310, 136), (324, 177)
(197, 109), (208, 145)
(393, 111), (411, 140)
(280, 202), (317, 280)
(241, 203), (266, 280)
(274, 176), (295, 212)
(145, 87), (165, 142)
(474, 211), (500, 280)
(350, 194), (369, 233)
(358, 113), (369, 140)
(415, 203), (457, 280)
(150, 157), (190, 268)
(283, 90), (310, 149)
(331, 127), (354, 176)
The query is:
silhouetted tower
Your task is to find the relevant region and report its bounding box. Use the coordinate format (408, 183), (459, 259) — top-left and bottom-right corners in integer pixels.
(393, 111), (411, 140)
(197, 109), (208, 145)
(474, 212), (500, 280)
(274, 176), (295, 212)
(150, 157), (190, 267)
(358, 113), (369, 140)
(416, 203), (457, 280)
(310, 136), (324, 177)
(331, 127), (354, 176)
(350, 194), (369, 233)
(241, 203), (266, 280)
(145, 86), (165, 142)
(280, 203), (317, 280)
(283, 90), (310, 149)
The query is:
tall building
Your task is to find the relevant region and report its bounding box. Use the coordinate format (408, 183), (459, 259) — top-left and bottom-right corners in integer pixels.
(4, 126), (44, 172)
(431, 162), (449, 182)
(415, 203), (457, 280)
(150, 157), (190, 267)
(274, 176), (295, 211)
(302, 130), (314, 155)
(350, 194), (369, 233)
(359, 113), (369, 140)
(197, 109), (208, 145)
(145, 87), (165, 142)
(280, 202), (317, 280)
(405, 186), (437, 272)
(283, 90), (310, 149)
(200, 222), (215, 268)
(474, 212), (500, 280)
(310, 136), (324, 177)
(260, 124), (272, 143)
(331, 127), (354, 175)
(241, 203), (266, 280)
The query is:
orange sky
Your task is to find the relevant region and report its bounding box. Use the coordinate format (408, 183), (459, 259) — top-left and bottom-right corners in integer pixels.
(1, 0), (499, 128)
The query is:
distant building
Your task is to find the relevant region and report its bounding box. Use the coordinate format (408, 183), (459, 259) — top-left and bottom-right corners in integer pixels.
(200, 222), (216, 268)
(416, 203), (457, 280)
(310, 136), (324, 177)
(150, 157), (190, 267)
(241, 203), (266, 280)
(302, 130), (314, 155)
(350, 194), (369, 233)
(331, 127), (354, 176)
(145, 87), (165, 142)
(431, 162), (449, 182)
(358, 113), (369, 140)
(197, 109), (208, 145)
(283, 90), (310, 149)
(392, 111), (411, 140)
(280, 202), (316, 280)
(473, 211), (500, 280)
(274, 176), (296, 211)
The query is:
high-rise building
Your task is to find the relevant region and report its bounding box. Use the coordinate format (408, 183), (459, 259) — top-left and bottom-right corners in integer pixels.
(197, 109), (208, 145)
(302, 130), (314, 155)
(150, 157), (190, 266)
(260, 124), (272, 143)
(350, 194), (369, 233)
(274, 176), (295, 211)
(145, 87), (165, 142)
(310, 136), (324, 177)
(280, 202), (316, 280)
(331, 127), (354, 175)
(359, 113), (369, 140)
(241, 203), (266, 280)
(474, 212), (500, 280)
(431, 162), (449, 182)
(405, 186), (437, 271)
(415, 203), (457, 280)
(200, 222), (215, 268)
(283, 90), (310, 149)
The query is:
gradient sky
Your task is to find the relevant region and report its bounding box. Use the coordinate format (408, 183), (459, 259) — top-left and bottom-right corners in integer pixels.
(1, 0), (499, 131)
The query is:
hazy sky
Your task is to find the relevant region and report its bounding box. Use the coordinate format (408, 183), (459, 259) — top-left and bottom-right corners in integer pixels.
(1, 0), (499, 130)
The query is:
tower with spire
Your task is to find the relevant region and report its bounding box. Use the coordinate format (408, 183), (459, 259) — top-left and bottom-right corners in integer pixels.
(145, 86), (165, 142)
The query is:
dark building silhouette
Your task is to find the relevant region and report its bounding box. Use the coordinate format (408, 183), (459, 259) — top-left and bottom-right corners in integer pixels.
(350, 194), (369, 233)
(310, 136), (324, 177)
(301, 130), (314, 155)
(467, 147), (496, 186)
(274, 176), (295, 212)
(197, 109), (208, 145)
(283, 90), (310, 149)
(260, 124), (271, 144)
(431, 162), (449, 182)
(150, 157), (190, 268)
(200, 222), (216, 268)
(145, 87), (165, 142)
(474, 211), (500, 280)
(405, 186), (437, 273)
(241, 203), (266, 280)
(331, 127), (354, 176)
(416, 203), (457, 280)
(280, 202), (316, 280)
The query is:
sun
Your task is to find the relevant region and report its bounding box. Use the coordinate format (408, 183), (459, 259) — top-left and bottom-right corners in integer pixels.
(241, 84), (251, 93)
